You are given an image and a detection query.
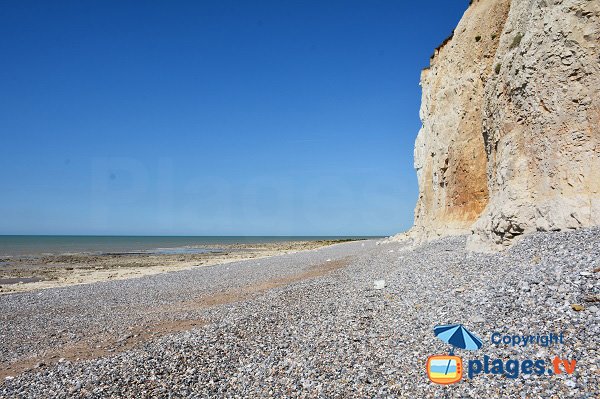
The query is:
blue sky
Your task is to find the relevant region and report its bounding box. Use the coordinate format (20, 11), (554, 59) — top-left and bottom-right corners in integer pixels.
(0, 0), (469, 236)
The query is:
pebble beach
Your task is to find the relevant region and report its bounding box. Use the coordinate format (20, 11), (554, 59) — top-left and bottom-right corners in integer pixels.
(0, 240), (352, 295)
(1, 228), (599, 398)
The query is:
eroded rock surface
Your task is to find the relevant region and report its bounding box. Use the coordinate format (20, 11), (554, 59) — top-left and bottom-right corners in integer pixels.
(411, 0), (600, 250)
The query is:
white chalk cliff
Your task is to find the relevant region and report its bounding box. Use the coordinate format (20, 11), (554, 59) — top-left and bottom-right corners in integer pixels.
(410, 0), (600, 250)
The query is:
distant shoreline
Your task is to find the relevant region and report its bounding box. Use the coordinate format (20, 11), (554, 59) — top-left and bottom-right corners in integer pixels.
(0, 235), (378, 257)
(0, 238), (372, 295)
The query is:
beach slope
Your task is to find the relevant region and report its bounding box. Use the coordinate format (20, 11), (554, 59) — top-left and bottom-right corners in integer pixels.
(1, 229), (598, 397)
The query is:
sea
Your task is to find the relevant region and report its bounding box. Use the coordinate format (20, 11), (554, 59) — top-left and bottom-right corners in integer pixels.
(0, 236), (378, 257)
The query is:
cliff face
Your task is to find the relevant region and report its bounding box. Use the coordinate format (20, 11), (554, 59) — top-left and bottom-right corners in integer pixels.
(413, 0), (511, 239)
(412, 0), (600, 250)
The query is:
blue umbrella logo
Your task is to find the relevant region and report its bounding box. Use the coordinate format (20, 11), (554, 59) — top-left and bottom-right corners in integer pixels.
(434, 324), (483, 353)
(434, 324), (483, 375)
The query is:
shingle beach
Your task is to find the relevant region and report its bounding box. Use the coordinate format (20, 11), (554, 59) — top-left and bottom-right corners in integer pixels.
(1, 228), (599, 398)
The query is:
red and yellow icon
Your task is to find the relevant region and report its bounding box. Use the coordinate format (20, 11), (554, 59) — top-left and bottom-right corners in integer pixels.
(426, 355), (463, 384)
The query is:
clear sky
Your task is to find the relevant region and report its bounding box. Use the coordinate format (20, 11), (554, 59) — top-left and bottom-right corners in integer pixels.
(0, 0), (469, 236)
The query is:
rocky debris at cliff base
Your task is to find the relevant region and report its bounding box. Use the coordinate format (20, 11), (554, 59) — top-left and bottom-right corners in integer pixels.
(1, 227), (599, 398)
